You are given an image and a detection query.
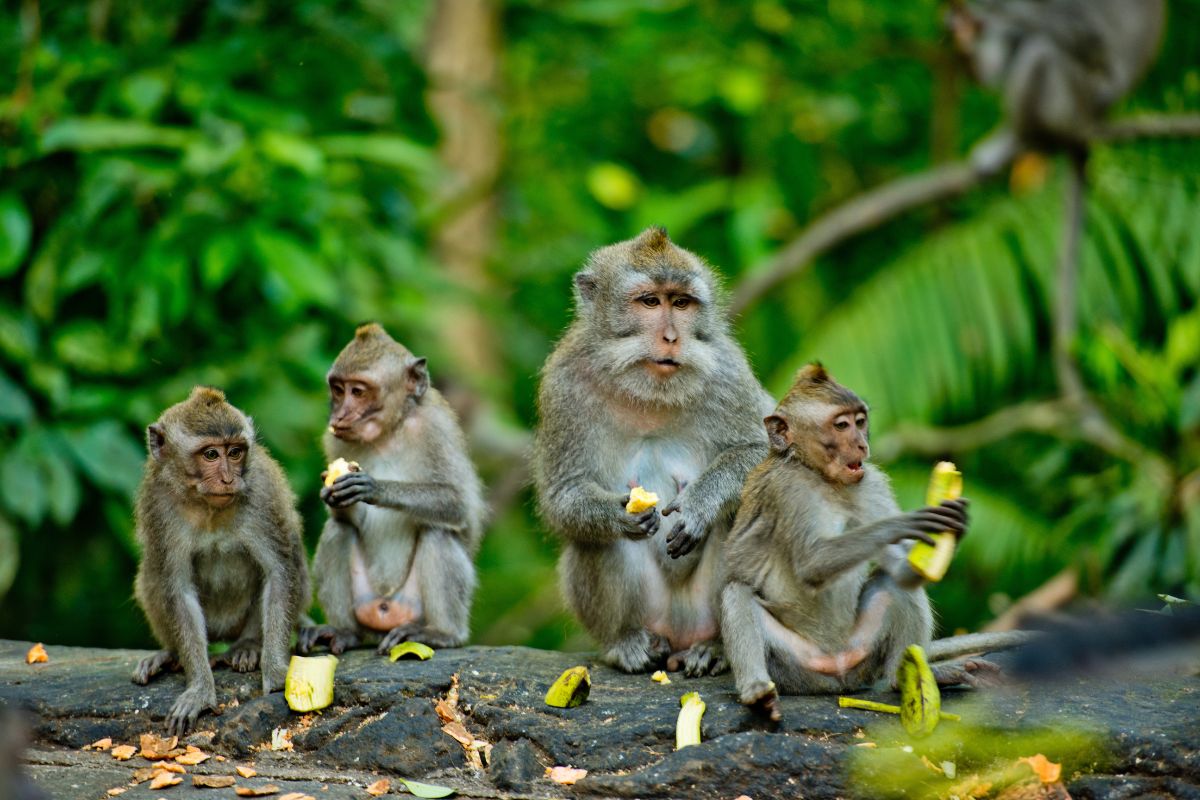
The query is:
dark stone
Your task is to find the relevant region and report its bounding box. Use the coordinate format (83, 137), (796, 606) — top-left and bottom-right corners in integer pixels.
(488, 738), (549, 790)
(3, 639), (1200, 800)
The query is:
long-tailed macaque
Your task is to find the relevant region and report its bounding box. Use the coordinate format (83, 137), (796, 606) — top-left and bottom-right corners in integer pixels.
(132, 387), (309, 736)
(299, 324), (485, 656)
(720, 365), (989, 720)
(950, 0), (1166, 172)
(533, 227), (774, 674)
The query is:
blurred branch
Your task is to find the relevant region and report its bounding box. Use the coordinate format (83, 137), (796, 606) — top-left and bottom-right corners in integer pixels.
(731, 112), (1200, 315)
(984, 568), (1078, 632)
(873, 400), (1068, 463)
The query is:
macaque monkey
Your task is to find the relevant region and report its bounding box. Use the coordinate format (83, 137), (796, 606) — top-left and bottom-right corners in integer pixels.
(132, 387), (309, 736)
(533, 227), (774, 674)
(0, 709), (48, 800)
(721, 365), (991, 720)
(950, 0), (1166, 172)
(299, 324), (485, 656)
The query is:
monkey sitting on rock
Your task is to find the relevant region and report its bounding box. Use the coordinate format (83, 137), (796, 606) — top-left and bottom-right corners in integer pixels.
(299, 324), (486, 656)
(722, 365), (1024, 720)
(132, 387), (309, 736)
(533, 227), (774, 675)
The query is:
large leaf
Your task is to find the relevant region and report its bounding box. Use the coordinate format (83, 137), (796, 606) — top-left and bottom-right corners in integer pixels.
(0, 193), (32, 276)
(40, 118), (197, 153)
(62, 422), (146, 499)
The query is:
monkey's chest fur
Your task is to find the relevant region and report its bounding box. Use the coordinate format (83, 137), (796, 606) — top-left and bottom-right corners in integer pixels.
(190, 535), (264, 640)
(611, 435), (721, 649)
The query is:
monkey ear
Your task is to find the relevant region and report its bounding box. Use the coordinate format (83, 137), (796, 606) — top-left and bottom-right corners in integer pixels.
(147, 424), (166, 460)
(574, 272), (597, 304)
(764, 415), (791, 453)
(407, 357), (429, 399)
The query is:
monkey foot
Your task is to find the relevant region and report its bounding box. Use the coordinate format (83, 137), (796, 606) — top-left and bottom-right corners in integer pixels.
(212, 639), (261, 673)
(739, 679), (781, 722)
(666, 640), (729, 677)
(132, 650), (179, 685)
(933, 657), (1006, 688)
(166, 685), (216, 738)
(297, 625), (360, 656)
(376, 624), (464, 654)
(604, 630), (671, 673)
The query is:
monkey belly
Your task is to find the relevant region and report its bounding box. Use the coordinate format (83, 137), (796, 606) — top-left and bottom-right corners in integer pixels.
(637, 539), (720, 652)
(193, 547), (264, 640)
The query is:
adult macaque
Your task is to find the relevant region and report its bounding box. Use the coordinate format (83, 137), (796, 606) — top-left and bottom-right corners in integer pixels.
(533, 227), (773, 674)
(132, 387), (309, 736)
(721, 365), (1000, 720)
(299, 324), (485, 656)
(950, 0), (1166, 171)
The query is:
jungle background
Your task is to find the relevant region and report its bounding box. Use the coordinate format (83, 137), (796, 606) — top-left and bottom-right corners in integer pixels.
(1, 0), (1198, 653)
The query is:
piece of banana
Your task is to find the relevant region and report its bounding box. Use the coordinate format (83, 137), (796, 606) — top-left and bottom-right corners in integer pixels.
(324, 457), (360, 488)
(907, 461), (962, 582)
(625, 486), (659, 514)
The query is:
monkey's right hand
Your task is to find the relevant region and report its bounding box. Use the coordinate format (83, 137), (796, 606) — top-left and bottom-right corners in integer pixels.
(887, 499), (969, 544)
(166, 684), (215, 738)
(618, 494), (660, 540)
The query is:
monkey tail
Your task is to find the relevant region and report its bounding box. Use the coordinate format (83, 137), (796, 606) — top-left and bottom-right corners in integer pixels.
(926, 630), (1042, 662)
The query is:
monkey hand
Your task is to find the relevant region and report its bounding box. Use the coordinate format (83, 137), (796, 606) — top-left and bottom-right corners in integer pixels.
(889, 499), (969, 544)
(618, 494), (660, 540)
(661, 496), (711, 559)
(322, 471), (381, 508)
(738, 679), (781, 722)
(166, 684), (216, 738)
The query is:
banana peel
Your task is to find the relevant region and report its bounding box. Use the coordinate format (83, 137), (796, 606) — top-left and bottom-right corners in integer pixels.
(324, 457), (360, 487)
(626, 486), (659, 514)
(389, 642), (435, 661)
(284, 654), (338, 712)
(907, 461), (962, 581)
(675, 691), (705, 749)
(545, 666), (591, 708)
(897, 644), (940, 737)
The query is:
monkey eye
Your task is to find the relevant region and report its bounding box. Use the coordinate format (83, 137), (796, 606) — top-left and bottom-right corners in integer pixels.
(834, 420), (850, 431)
(331, 384), (344, 397)
(350, 386), (365, 398)
(203, 448), (220, 461)
(855, 416), (867, 429)
(228, 446), (244, 460)
(672, 297), (691, 310)
(640, 295), (661, 308)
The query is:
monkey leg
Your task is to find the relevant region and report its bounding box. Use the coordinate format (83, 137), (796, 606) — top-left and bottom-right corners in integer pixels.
(302, 518), (363, 655)
(377, 527), (474, 653)
(132, 650), (180, 685)
(932, 657), (1005, 688)
(560, 542), (670, 673)
(211, 599), (263, 673)
(721, 582), (781, 720)
(805, 588), (894, 677)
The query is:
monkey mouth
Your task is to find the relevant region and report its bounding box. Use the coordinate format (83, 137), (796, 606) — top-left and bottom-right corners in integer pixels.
(648, 358), (682, 376)
(204, 493), (238, 507)
(846, 461), (864, 474)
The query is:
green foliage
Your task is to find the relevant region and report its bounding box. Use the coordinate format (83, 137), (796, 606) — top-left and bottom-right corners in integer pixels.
(2, 0), (1200, 648)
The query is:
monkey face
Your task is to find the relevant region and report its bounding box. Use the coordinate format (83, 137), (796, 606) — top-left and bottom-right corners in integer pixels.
(190, 440), (248, 507)
(813, 407), (870, 485)
(327, 376), (387, 443)
(629, 283), (701, 378)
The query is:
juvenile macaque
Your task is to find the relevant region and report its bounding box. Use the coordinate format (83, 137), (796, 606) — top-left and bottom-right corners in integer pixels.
(533, 227), (773, 674)
(299, 324), (485, 655)
(950, 0), (1165, 171)
(132, 387), (309, 736)
(721, 365), (989, 719)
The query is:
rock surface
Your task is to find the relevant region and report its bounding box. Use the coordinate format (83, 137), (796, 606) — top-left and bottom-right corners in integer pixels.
(1, 639), (1198, 799)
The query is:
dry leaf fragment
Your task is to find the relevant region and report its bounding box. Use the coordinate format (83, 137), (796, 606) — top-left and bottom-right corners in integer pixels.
(193, 775), (236, 788)
(235, 785), (281, 797)
(270, 728), (294, 751)
(156, 763), (186, 774)
(106, 789), (127, 796)
(175, 750), (210, 766)
(366, 778), (390, 796)
(140, 733), (180, 759)
(85, 737), (114, 751)
(149, 772), (182, 790)
(1019, 754), (1063, 784)
(237, 766), (258, 778)
(434, 699), (457, 724)
(734, 796), (753, 800)
(546, 766), (587, 785)
(110, 745), (138, 761)
(441, 721), (472, 747)
(279, 794), (315, 800)
(25, 643), (48, 664)
(131, 768), (158, 783)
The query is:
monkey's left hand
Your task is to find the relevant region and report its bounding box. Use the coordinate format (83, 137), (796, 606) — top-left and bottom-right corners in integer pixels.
(322, 472), (381, 508)
(661, 495), (714, 559)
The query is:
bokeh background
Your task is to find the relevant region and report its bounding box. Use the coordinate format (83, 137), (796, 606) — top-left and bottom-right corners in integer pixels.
(1, 0), (1198, 652)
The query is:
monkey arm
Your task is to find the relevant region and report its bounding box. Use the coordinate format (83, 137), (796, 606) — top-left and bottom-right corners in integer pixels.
(791, 517), (935, 590)
(663, 441), (767, 558)
(326, 474), (469, 529)
(540, 478), (640, 546)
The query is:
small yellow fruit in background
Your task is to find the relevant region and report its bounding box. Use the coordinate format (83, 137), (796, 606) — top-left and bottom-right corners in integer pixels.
(626, 486), (659, 514)
(324, 457), (359, 488)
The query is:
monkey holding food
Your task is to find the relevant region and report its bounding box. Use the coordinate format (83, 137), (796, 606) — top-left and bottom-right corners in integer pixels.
(299, 324), (486, 656)
(720, 365), (998, 720)
(533, 227), (774, 675)
(132, 387), (309, 735)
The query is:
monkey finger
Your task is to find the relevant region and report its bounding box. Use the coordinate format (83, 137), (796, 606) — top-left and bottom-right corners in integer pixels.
(900, 531), (937, 547)
(661, 499), (680, 517)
